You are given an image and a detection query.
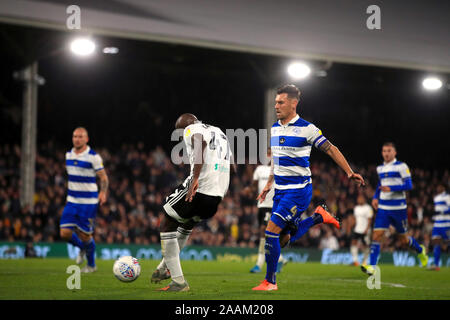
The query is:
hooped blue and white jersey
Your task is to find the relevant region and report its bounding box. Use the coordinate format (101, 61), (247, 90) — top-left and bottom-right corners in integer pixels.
(270, 114), (327, 190)
(376, 159), (411, 211)
(433, 192), (450, 228)
(65, 146), (104, 205)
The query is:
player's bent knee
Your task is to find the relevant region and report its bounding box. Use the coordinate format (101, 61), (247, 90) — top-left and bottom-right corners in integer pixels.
(160, 215), (179, 233)
(78, 231), (91, 242)
(266, 220), (282, 234)
(372, 230), (384, 242)
(60, 228), (72, 240)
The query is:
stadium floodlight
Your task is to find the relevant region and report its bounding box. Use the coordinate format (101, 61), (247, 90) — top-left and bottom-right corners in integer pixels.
(287, 62), (311, 79)
(70, 38), (96, 56)
(422, 77), (443, 91)
(103, 47), (119, 54)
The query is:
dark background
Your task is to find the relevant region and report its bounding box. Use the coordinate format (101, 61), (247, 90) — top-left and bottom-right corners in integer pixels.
(1, 23), (449, 168)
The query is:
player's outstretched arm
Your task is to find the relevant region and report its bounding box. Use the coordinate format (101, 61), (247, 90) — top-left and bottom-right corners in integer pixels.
(320, 140), (365, 187)
(96, 169), (109, 205)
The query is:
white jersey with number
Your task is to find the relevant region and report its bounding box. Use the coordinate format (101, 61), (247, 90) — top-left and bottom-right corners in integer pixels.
(183, 122), (231, 198)
(253, 165), (274, 208)
(353, 203), (374, 234)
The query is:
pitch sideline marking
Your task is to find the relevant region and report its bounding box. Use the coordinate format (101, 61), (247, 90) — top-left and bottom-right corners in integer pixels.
(333, 278), (407, 288)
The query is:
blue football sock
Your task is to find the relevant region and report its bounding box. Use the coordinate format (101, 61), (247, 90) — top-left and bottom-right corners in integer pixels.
(85, 238), (96, 267)
(264, 231), (280, 284)
(434, 245), (441, 267)
(312, 212), (324, 225)
(290, 216), (316, 243)
(69, 232), (85, 249)
(369, 242), (380, 266)
(408, 236), (422, 253)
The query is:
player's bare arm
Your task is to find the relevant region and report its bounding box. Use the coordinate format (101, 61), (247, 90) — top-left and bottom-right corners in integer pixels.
(257, 174), (274, 203)
(256, 158), (274, 203)
(186, 133), (207, 202)
(97, 168), (109, 205)
(320, 140), (365, 186)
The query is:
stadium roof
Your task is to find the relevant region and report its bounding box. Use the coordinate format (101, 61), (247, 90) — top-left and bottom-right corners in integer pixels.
(0, 0), (449, 73)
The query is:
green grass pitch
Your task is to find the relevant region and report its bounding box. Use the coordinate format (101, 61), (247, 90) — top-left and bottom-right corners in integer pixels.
(0, 258), (449, 300)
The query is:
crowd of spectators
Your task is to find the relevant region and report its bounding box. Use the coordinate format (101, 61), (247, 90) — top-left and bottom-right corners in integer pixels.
(0, 142), (448, 254)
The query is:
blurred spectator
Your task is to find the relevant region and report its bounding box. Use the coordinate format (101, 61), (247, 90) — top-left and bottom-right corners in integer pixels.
(319, 228), (339, 250)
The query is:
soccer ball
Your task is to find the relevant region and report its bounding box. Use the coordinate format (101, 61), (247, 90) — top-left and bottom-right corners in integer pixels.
(113, 256), (141, 282)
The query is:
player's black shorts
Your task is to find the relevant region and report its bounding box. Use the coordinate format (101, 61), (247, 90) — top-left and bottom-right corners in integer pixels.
(351, 232), (368, 245)
(163, 178), (222, 224)
(258, 207), (272, 226)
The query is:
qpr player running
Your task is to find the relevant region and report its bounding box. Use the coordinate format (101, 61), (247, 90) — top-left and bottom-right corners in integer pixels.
(429, 184), (450, 271)
(152, 113), (234, 292)
(361, 142), (428, 276)
(252, 84), (365, 291)
(59, 127), (109, 273)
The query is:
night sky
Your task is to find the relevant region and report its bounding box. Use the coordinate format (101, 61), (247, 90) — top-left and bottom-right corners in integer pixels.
(1, 23), (449, 168)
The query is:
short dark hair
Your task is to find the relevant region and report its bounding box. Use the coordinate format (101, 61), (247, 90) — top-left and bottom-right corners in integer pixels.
(277, 84), (301, 100)
(382, 142), (396, 149)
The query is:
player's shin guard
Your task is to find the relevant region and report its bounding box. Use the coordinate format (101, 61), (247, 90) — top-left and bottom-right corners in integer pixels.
(160, 232), (184, 284)
(264, 231), (280, 284)
(69, 232), (84, 249)
(408, 236), (422, 253)
(434, 245), (441, 267)
(369, 242), (380, 266)
(85, 238), (96, 267)
(157, 228), (192, 272)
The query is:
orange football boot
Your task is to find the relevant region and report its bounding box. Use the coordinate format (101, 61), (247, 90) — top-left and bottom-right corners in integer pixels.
(252, 279), (278, 291)
(315, 204), (340, 229)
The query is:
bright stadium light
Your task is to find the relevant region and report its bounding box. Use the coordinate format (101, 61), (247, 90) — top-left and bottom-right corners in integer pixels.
(422, 77), (443, 91)
(287, 62), (311, 79)
(70, 38), (96, 56)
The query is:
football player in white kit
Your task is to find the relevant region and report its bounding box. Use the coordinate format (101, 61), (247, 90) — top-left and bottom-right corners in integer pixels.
(246, 148), (288, 273)
(152, 113), (233, 292)
(350, 194), (373, 266)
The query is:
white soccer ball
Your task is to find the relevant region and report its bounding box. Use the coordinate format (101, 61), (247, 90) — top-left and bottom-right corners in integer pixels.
(113, 256), (141, 282)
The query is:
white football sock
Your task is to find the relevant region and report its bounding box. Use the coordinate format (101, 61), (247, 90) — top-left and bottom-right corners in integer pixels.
(256, 237), (265, 267)
(350, 245), (359, 263)
(362, 247), (370, 265)
(160, 232), (184, 284)
(157, 228), (192, 272)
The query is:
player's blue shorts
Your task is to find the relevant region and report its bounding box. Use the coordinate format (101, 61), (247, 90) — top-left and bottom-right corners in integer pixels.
(431, 226), (450, 240)
(270, 184), (312, 231)
(374, 208), (408, 234)
(60, 202), (98, 234)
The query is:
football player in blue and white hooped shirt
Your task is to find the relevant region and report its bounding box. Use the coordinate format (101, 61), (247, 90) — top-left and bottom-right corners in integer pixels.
(59, 127), (109, 273)
(364, 142), (428, 275)
(430, 184), (450, 270)
(252, 84), (365, 291)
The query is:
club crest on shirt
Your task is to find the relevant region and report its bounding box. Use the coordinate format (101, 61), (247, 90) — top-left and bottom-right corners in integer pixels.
(279, 137), (286, 144)
(74, 160), (78, 165)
